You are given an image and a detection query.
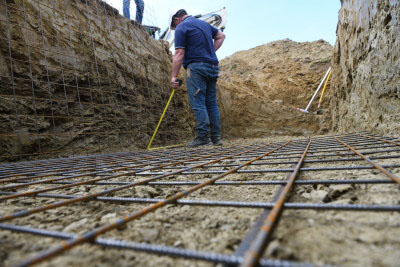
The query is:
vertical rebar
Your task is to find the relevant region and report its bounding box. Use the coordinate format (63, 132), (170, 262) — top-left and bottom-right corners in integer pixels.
(36, 0), (56, 133)
(50, 0), (75, 157)
(93, 0), (123, 153)
(62, 0), (85, 147)
(3, 0), (23, 160)
(98, 1), (128, 152)
(84, 0), (112, 155)
(21, 0), (42, 157)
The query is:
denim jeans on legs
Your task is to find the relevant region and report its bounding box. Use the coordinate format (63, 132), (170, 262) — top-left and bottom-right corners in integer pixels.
(123, 0), (130, 19)
(186, 62), (221, 139)
(134, 0), (144, 24)
(123, 0), (144, 24)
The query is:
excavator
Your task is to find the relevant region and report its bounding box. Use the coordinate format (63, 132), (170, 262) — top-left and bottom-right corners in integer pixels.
(159, 7), (227, 48)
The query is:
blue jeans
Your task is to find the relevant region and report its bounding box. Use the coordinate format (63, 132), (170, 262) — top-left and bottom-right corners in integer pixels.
(186, 62), (221, 139)
(123, 0), (130, 19)
(123, 0), (144, 24)
(134, 0), (144, 24)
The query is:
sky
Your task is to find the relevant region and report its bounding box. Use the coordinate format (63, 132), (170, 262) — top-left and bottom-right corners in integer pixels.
(104, 0), (342, 59)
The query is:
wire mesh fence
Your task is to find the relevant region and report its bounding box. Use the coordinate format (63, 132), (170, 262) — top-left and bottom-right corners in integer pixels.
(0, 0), (192, 162)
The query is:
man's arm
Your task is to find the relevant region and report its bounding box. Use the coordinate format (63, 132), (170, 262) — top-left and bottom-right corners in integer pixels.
(171, 48), (185, 88)
(213, 31), (225, 52)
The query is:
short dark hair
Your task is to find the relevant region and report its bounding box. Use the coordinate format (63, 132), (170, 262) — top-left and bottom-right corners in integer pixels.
(173, 9), (187, 18)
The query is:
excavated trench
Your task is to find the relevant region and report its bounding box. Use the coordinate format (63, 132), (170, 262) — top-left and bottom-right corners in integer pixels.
(0, 0), (399, 266)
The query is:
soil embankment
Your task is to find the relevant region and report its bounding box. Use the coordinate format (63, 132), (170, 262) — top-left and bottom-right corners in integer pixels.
(326, 0), (400, 135)
(0, 0), (192, 161)
(217, 39), (332, 138)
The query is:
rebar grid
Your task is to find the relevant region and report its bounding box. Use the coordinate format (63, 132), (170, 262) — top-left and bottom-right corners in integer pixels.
(0, 132), (399, 266)
(0, 0), (191, 161)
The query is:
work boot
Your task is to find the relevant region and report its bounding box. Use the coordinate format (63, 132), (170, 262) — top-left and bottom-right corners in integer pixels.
(211, 136), (223, 146)
(187, 136), (212, 147)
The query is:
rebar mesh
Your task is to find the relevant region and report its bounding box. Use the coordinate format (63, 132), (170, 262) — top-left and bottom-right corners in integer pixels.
(0, 132), (399, 266)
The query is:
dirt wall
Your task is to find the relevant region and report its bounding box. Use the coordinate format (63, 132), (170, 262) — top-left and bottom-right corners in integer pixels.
(326, 0), (400, 135)
(217, 39), (332, 138)
(0, 0), (192, 161)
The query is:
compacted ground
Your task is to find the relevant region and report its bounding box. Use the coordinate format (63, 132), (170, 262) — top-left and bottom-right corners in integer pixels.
(0, 134), (399, 267)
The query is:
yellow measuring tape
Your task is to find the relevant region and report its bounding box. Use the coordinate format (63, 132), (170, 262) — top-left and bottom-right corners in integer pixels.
(146, 89), (184, 150)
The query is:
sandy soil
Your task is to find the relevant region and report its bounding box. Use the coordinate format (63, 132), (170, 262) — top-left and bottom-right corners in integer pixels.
(217, 39), (332, 137)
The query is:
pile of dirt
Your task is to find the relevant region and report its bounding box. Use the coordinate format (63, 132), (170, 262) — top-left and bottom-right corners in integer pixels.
(217, 39), (332, 138)
(0, 0), (192, 161)
(325, 0), (400, 135)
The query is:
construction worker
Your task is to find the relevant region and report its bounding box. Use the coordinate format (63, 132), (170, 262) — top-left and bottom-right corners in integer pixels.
(170, 9), (226, 147)
(122, 0), (144, 24)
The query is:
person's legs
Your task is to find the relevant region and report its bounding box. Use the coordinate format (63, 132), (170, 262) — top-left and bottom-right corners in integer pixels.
(123, 0), (130, 19)
(134, 0), (144, 24)
(205, 65), (221, 144)
(186, 63), (211, 144)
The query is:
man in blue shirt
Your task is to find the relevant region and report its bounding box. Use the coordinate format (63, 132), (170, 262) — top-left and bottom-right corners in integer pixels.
(170, 9), (226, 147)
(123, 0), (144, 24)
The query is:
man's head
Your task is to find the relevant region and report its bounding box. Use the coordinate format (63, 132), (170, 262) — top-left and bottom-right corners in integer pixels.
(170, 9), (188, 30)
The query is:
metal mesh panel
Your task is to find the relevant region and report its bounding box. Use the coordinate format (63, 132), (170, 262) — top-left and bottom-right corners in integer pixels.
(0, 132), (399, 266)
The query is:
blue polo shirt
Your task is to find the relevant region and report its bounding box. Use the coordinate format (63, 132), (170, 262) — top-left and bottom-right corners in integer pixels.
(174, 16), (219, 68)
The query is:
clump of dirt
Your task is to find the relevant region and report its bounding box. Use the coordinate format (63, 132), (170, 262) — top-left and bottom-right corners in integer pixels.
(217, 39), (332, 138)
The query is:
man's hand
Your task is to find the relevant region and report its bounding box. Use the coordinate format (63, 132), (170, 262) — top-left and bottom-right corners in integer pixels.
(170, 48), (185, 89)
(171, 77), (180, 89)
